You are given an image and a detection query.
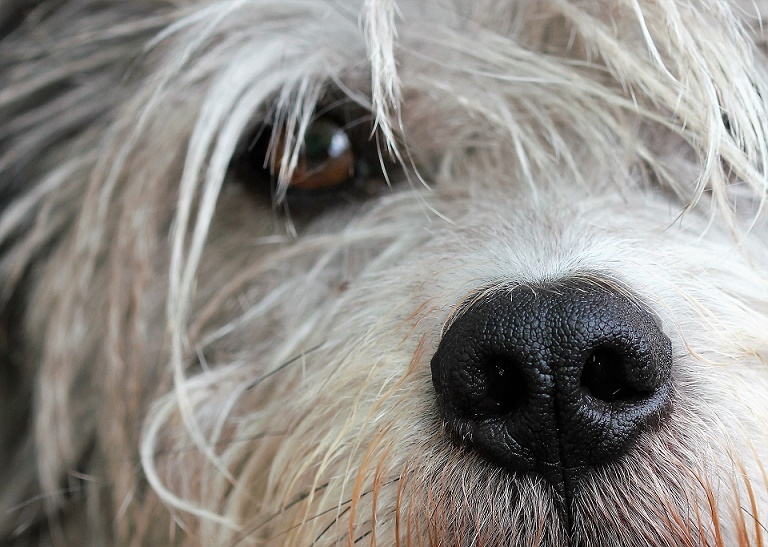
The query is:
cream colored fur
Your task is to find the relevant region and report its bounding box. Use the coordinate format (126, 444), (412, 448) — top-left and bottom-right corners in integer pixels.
(1, 0), (768, 545)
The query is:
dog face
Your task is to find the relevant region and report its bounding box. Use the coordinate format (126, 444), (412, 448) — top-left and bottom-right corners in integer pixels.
(2, 0), (768, 545)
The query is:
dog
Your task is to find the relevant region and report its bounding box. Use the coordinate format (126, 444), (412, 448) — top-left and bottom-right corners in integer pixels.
(2, 0), (768, 545)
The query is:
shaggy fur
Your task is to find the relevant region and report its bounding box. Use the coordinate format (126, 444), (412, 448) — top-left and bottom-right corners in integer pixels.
(2, 0), (768, 545)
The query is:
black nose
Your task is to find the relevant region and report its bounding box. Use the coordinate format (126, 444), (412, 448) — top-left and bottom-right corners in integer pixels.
(430, 280), (672, 493)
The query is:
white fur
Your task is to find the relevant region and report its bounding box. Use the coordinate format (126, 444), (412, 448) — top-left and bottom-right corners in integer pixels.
(1, 0), (768, 545)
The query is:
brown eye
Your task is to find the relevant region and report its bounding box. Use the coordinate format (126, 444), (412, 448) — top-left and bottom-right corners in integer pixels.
(235, 109), (396, 211)
(273, 118), (355, 191)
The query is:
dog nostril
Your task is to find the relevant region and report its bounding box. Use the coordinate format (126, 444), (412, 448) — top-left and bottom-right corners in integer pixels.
(476, 356), (527, 415)
(431, 280), (673, 493)
(580, 347), (648, 402)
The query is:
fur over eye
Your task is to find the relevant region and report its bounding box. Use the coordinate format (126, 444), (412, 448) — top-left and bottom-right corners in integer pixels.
(243, 117), (357, 197)
(278, 118), (356, 191)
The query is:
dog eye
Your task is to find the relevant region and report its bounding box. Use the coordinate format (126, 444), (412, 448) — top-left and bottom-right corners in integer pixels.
(277, 118), (355, 191)
(234, 107), (403, 213)
(239, 116), (358, 200)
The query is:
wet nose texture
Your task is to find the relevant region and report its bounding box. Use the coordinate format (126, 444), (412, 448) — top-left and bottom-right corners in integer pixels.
(430, 280), (672, 497)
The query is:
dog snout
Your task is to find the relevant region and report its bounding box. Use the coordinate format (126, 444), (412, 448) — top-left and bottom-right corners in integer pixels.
(431, 280), (673, 494)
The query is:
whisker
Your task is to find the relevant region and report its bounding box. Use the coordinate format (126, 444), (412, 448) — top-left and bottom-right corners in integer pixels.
(230, 482), (331, 546)
(246, 344), (324, 390)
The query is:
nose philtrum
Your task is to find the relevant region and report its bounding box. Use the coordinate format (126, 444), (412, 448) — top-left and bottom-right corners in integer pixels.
(430, 280), (673, 495)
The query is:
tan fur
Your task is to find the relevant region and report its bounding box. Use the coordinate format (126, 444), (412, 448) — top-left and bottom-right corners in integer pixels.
(1, 0), (768, 545)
